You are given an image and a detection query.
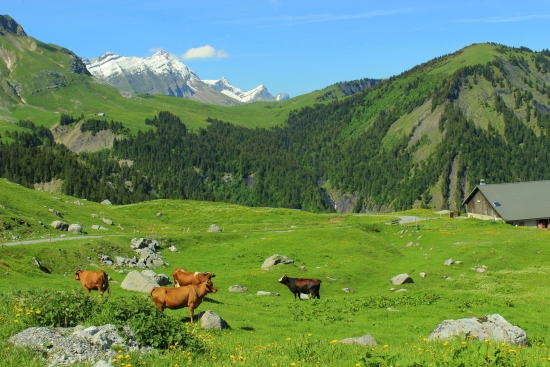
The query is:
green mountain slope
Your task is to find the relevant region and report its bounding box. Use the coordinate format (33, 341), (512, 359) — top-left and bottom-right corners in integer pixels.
(0, 15), (359, 136)
(2, 14), (550, 213)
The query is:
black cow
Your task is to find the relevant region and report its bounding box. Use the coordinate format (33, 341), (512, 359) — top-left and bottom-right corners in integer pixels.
(278, 275), (321, 300)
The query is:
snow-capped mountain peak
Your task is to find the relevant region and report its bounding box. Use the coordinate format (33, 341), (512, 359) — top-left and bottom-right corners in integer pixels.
(203, 77), (276, 103)
(85, 50), (288, 105)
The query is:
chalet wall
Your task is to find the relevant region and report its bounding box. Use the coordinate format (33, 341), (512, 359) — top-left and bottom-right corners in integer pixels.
(464, 190), (501, 219)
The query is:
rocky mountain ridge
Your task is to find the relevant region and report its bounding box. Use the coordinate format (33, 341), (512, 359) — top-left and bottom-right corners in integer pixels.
(85, 51), (287, 105)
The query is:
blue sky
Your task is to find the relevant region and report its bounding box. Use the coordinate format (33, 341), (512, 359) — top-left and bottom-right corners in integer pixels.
(4, 1), (550, 97)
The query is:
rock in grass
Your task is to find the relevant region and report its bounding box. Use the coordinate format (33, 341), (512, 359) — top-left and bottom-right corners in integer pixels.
(257, 291), (280, 296)
(229, 285), (248, 292)
(428, 314), (529, 345)
(207, 224), (222, 232)
(261, 254), (294, 270)
(120, 271), (159, 293)
(50, 220), (69, 231)
(390, 273), (413, 285)
(339, 334), (378, 346)
(68, 224), (83, 234)
(444, 258), (454, 266)
(195, 310), (230, 330)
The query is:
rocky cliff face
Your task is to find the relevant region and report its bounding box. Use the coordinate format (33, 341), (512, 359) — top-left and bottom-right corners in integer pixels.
(0, 15), (27, 36)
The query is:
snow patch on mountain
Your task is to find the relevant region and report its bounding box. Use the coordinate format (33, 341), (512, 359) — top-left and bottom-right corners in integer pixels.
(85, 50), (288, 104)
(203, 77), (278, 103)
(87, 50), (201, 90)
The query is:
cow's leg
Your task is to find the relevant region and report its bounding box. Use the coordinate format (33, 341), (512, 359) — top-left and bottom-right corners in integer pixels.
(153, 301), (164, 312)
(82, 284), (91, 296)
(189, 303), (195, 323)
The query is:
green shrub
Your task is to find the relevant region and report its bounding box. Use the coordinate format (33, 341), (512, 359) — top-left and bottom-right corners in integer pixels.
(0, 290), (205, 352)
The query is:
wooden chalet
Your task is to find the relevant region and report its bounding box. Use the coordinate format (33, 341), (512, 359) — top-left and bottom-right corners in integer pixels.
(462, 180), (550, 228)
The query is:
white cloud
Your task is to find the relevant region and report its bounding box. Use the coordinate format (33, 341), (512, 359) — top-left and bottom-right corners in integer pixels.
(182, 45), (228, 59)
(149, 47), (163, 53)
(456, 14), (550, 23)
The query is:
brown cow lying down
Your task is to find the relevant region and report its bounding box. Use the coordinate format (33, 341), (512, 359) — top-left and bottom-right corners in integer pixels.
(172, 267), (216, 287)
(151, 279), (217, 323)
(74, 269), (111, 297)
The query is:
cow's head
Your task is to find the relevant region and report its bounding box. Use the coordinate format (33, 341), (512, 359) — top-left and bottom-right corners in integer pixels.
(205, 279), (218, 293)
(74, 269), (83, 281)
(278, 275), (288, 283)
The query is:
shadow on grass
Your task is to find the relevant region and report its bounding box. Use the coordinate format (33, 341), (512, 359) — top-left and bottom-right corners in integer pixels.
(203, 297), (224, 305)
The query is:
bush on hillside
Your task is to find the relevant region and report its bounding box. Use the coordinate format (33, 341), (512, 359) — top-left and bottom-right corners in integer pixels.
(1, 290), (205, 351)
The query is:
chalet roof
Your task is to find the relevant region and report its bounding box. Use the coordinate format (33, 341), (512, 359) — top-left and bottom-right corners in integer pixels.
(463, 180), (550, 222)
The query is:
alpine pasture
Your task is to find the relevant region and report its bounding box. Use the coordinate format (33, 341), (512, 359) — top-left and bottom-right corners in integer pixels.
(1, 179), (550, 366)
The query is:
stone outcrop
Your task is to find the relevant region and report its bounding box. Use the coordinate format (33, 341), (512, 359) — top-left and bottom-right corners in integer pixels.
(195, 310), (230, 330)
(68, 224), (83, 234)
(229, 285), (248, 292)
(261, 254), (294, 270)
(428, 314), (529, 346)
(50, 220), (69, 231)
(339, 334), (378, 346)
(390, 273), (413, 285)
(120, 271), (159, 293)
(207, 224), (222, 232)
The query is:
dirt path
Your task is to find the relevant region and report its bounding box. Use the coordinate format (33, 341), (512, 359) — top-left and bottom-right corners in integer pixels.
(2, 235), (122, 247)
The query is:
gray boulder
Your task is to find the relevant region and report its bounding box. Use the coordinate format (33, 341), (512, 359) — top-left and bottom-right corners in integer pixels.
(195, 310), (230, 330)
(428, 314), (529, 346)
(120, 271), (159, 293)
(257, 291), (280, 296)
(140, 248), (157, 259)
(444, 258), (454, 266)
(131, 238), (159, 251)
(152, 259), (165, 267)
(141, 270), (171, 286)
(339, 334), (378, 346)
(91, 225), (108, 230)
(229, 285), (248, 292)
(390, 273), (413, 285)
(207, 224), (222, 232)
(156, 212), (163, 217)
(49, 208), (62, 217)
(262, 254), (294, 270)
(50, 220), (69, 231)
(68, 224), (83, 234)
(102, 218), (113, 226)
(91, 213), (98, 218)
(101, 199), (112, 205)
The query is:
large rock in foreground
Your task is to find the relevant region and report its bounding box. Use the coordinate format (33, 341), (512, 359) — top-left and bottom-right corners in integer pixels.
(120, 271), (159, 293)
(428, 314), (529, 346)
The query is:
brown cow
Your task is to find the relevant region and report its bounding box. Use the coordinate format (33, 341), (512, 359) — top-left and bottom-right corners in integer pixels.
(150, 279), (217, 323)
(172, 267), (216, 287)
(74, 269), (111, 297)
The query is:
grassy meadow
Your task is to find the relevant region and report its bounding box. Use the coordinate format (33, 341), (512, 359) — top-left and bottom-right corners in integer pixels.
(1, 180), (550, 366)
